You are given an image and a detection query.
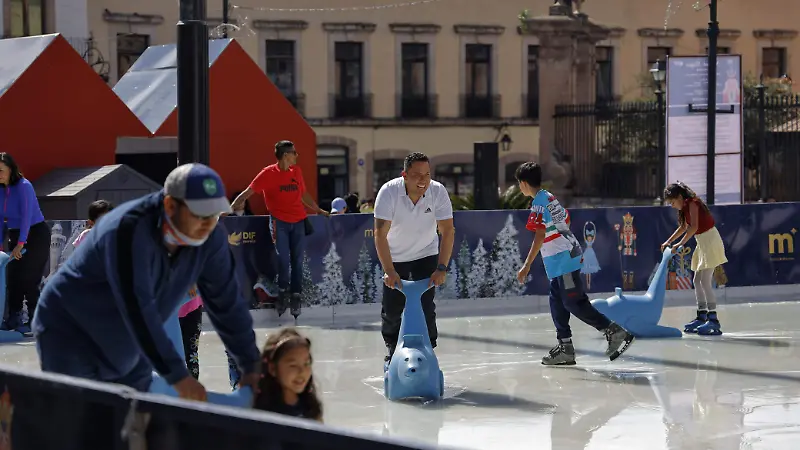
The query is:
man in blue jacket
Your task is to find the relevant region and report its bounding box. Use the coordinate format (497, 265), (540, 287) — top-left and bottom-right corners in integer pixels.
(32, 163), (261, 401)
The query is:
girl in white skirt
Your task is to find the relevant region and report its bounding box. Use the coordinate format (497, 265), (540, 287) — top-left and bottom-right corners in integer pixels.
(661, 182), (728, 336)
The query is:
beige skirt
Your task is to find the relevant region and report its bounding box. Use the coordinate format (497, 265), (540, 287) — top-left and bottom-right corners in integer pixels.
(691, 226), (728, 271)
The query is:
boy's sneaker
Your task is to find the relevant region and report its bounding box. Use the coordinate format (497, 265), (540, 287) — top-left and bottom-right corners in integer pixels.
(603, 323), (635, 361)
(684, 310), (708, 333)
(290, 293), (302, 319)
(696, 312), (722, 336)
(542, 341), (576, 366)
(276, 290), (289, 317)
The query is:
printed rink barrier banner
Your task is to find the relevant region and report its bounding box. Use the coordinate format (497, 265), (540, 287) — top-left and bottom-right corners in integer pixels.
(41, 202), (800, 308)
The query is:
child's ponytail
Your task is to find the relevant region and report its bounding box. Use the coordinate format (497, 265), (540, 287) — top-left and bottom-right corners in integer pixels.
(664, 181), (712, 227)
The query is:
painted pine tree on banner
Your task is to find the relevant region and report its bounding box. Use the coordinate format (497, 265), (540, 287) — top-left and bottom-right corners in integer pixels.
(489, 215), (527, 297)
(437, 259), (459, 299)
(373, 264), (384, 303)
(319, 243), (351, 306)
(467, 238), (490, 299)
(300, 251), (320, 306)
(456, 236), (472, 299)
(349, 242), (374, 304)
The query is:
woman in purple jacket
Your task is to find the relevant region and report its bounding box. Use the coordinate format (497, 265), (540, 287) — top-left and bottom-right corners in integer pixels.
(0, 153), (49, 334)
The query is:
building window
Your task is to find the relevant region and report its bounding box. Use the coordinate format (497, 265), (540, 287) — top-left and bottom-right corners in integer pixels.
(705, 46), (731, 55)
(117, 34), (150, 80)
(647, 46), (672, 66)
(400, 43), (431, 118)
(525, 45), (539, 119)
(463, 44), (494, 118)
(266, 40), (296, 99)
(317, 146), (350, 210)
(333, 42), (367, 118)
(435, 163), (474, 197)
(762, 48), (787, 79)
(9, 0), (44, 37)
(596, 46), (614, 103)
(373, 158), (404, 193)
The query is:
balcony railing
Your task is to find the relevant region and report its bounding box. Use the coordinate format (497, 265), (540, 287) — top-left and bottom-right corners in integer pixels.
(459, 94), (501, 119)
(396, 94), (438, 119)
(330, 94), (373, 119)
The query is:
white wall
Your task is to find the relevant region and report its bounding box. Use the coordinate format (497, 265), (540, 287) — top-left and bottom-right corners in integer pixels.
(55, 0), (89, 39)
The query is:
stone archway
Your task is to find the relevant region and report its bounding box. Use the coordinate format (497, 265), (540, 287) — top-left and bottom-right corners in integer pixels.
(316, 135), (359, 198)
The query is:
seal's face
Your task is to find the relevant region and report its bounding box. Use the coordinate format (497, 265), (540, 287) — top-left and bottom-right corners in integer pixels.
(395, 347), (430, 380)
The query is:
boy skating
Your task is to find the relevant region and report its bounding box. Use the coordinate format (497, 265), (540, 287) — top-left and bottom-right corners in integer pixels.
(514, 162), (635, 365)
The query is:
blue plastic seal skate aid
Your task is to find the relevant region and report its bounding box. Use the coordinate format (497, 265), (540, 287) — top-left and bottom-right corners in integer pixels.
(384, 278), (444, 401)
(0, 250), (27, 343)
(590, 247), (683, 338)
(148, 293), (253, 407)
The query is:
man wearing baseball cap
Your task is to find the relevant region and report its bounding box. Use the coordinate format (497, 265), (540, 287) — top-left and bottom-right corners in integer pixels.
(33, 163), (261, 402)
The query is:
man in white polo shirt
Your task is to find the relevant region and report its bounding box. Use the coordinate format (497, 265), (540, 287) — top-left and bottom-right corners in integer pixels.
(373, 152), (455, 368)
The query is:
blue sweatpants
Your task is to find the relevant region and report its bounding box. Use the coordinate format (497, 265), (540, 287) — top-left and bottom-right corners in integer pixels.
(549, 269), (612, 340)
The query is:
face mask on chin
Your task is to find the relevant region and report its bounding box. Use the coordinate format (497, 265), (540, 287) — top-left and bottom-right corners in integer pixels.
(163, 211), (211, 247)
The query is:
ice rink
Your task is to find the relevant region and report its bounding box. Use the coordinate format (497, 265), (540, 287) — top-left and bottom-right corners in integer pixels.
(3, 301), (800, 449)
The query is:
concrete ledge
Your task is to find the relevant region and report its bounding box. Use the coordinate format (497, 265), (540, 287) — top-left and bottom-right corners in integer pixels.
(203, 284), (800, 331)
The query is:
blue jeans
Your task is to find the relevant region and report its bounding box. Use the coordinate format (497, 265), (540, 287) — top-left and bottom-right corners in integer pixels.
(549, 269), (611, 340)
(270, 217), (306, 294)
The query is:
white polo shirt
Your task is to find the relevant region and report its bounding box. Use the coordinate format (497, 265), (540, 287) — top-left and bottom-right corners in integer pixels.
(373, 177), (453, 263)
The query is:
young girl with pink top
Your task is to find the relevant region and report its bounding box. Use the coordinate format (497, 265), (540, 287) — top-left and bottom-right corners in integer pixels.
(72, 200), (114, 248)
(178, 286), (204, 379)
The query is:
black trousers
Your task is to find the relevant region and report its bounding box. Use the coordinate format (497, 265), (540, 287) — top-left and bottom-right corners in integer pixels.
(7, 221), (51, 318)
(381, 254), (438, 353)
(179, 307), (203, 379)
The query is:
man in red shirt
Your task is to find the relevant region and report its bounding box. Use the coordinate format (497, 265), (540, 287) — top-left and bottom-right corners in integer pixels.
(232, 141), (328, 318)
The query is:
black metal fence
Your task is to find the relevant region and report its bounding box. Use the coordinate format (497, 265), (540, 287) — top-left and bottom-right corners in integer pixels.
(0, 364), (446, 450)
(555, 94), (800, 201)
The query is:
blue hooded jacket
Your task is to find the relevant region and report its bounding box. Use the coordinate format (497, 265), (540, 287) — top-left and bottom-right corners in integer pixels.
(33, 191), (260, 385)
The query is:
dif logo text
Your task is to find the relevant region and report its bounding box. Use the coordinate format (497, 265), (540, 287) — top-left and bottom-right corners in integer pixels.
(228, 231), (257, 246)
(768, 228), (796, 261)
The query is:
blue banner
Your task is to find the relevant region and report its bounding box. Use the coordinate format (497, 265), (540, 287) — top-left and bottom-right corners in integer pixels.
(44, 202), (800, 308)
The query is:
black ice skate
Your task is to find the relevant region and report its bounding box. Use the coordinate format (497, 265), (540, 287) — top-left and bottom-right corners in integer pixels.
(603, 323), (635, 361)
(276, 290), (289, 317)
(542, 341), (576, 366)
(290, 293), (302, 320)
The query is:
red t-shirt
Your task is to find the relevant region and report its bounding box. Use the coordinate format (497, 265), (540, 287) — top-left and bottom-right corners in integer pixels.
(682, 197), (715, 234)
(249, 164), (308, 223)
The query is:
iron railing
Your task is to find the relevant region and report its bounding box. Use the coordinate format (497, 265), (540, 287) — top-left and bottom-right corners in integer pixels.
(396, 94), (438, 119)
(330, 93), (373, 119)
(459, 94), (501, 119)
(554, 95), (800, 201)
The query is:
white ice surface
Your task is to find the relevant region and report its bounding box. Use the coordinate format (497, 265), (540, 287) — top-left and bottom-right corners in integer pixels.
(4, 300), (800, 450)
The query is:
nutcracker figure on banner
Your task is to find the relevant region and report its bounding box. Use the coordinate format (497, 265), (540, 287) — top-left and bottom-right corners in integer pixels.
(615, 213), (637, 290)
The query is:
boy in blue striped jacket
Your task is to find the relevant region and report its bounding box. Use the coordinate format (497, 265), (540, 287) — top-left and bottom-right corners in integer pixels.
(514, 162), (635, 365)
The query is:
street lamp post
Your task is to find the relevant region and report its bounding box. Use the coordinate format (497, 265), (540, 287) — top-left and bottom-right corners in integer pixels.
(651, 59), (667, 197)
(705, 0), (720, 204)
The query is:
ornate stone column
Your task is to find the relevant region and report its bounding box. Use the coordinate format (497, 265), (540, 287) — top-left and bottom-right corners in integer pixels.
(521, 6), (609, 200)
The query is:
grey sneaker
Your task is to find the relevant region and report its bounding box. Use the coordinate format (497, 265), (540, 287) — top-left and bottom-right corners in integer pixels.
(604, 323), (635, 361)
(542, 342), (576, 366)
(290, 293), (301, 319)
